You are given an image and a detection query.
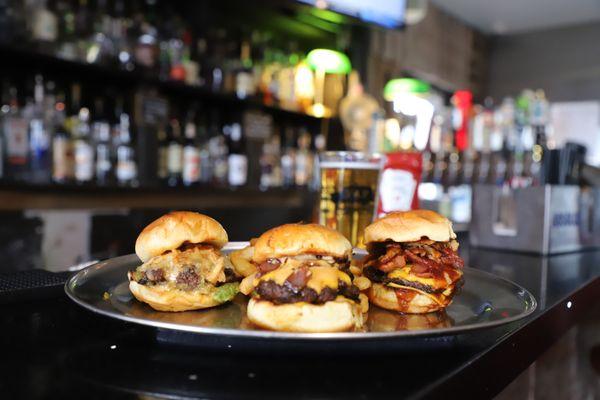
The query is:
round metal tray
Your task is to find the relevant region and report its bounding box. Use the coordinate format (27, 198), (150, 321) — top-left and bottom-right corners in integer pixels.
(65, 242), (537, 339)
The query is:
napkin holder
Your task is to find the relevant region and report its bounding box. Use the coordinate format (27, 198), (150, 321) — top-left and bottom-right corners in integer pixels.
(470, 185), (600, 254)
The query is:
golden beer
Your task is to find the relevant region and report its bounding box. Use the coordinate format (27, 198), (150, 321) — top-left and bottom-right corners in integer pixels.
(318, 152), (382, 248)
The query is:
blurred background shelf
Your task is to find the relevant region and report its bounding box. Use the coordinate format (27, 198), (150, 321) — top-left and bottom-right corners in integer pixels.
(0, 45), (328, 123)
(0, 182), (314, 210)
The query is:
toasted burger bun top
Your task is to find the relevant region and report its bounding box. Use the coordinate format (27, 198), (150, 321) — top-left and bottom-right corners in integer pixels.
(135, 211), (228, 262)
(364, 210), (456, 244)
(252, 223), (352, 263)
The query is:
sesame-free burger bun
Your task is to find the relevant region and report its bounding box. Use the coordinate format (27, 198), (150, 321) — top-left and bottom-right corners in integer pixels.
(128, 280), (224, 312)
(364, 210), (456, 244)
(135, 211), (228, 262)
(247, 297), (363, 332)
(252, 223), (352, 263)
(368, 283), (450, 314)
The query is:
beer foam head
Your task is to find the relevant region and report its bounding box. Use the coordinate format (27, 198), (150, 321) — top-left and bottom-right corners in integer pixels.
(319, 161), (381, 170)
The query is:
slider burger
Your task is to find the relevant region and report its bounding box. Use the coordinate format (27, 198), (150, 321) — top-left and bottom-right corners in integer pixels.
(363, 210), (464, 314)
(241, 223), (364, 332)
(128, 211), (240, 312)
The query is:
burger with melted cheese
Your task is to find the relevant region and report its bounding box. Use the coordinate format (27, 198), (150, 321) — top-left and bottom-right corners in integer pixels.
(128, 211), (240, 312)
(363, 210), (464, 314)
(241, 223), (364, 332)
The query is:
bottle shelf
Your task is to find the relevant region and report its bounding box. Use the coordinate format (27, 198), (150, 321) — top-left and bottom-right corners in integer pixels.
(0, 180), (315, 210)
(0, 44), (328, 122)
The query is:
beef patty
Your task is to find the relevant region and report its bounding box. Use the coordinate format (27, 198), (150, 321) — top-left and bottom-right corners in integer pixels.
(255, 279), (360, 305)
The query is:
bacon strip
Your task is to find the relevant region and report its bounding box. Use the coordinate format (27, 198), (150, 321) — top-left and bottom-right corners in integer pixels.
(370, 240), (463, 277)
(257, 259), (281, 274)
(286, 267), (311, 289)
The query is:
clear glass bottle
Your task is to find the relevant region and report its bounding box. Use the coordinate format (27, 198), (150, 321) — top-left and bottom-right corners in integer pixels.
(73, 107), (94, 184)
(294, 129), (313, 186)
(182, 116), (200, 186)
(115, 113), (137, 186)
(156, 123), (168, 183)
(32, 0), (58, 51)
(166, 119), (183, 187)
(28, 75), (52, 184)
(227, 122), (247, 187)
(280, 126), (296, 187)
(52, 121), (71, 184)
(92, 98), (113, 185)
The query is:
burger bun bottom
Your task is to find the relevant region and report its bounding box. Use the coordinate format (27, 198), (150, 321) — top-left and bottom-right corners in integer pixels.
(129, 281), (224, 312)
(247, 297), (363, 332)
(368, 283), (448, 314)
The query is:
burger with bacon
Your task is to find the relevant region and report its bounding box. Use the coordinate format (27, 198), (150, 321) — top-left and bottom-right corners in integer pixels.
(240, 223), (364, 332)
(363, 210), (464, 314)
(128, 211), (240, 312)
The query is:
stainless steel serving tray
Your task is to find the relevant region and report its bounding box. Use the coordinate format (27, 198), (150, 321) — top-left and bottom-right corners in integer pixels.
(65, 242), (537, 339)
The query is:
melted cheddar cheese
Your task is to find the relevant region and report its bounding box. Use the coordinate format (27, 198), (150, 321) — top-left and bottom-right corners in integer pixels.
(387, 264), (462, 290)
(256, 261), (351, 293)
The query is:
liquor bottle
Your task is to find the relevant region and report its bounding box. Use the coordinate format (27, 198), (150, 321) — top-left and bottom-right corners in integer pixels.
(52, 121), (71, 183)
(0, 82), (8, 179)
(294, 129), (313, 186)
(93, 98), (113, 185)
(28, 75), (52, 184)
(73, 107), (94, 184)
(488, 103), (506, 186)
(156, 123), (168, 182)
(182, 31), (200, 86)
(112, 0), (133, 71)
(197, 117), (212, 184)
(168, 38), (186, 81)
(166, 118), (183, 187)
(115, 113), (137, 186)
(56, 0), (77, 60)
(182, 115), (200, 186)
(3, 86), (28, 181)
(474, 99), (494, 184)
(236, 39), (255, 99)
(208, 29), (227, 93)
(208, 112), (228, 186)
(31, 0), (58, 52)
(227, 123), (247, 187)
(259, 135), (281, 190)
(311, 133), (326, 191)
(86, 0), (115, 65)
(74, 0), (92, 60)
(280, 126), (296, 187)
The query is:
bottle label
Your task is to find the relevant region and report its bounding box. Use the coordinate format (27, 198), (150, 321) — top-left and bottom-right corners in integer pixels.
(183, 147), (201, 184)
(33, 10), (58, 41)
(236, 72), (255, 99)
(74, 141), (94, 181)
(117, 162), (137, 182)
(158, 147), (168, 178)
(281, 153), (295, 185)
(379, 169), (416, 213)
(167, 144), (183, 173)
(228, 154), (248, 186)
(214, 158), (228, 183)
(5, 117), (29, 164)
(52, 136), (70, 181)
(29, 119), (50, 153)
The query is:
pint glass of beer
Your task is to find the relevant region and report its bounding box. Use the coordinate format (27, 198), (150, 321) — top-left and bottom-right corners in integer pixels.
(318, 152), (383, 248)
